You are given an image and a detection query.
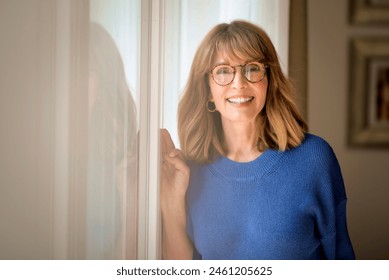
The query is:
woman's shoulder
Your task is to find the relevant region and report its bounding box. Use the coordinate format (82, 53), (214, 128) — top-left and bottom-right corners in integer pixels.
(298, 133), (335, 154)
(301, 133), (330, 146)
(290, 133), (340, 168)
(295, 134), (347, 201)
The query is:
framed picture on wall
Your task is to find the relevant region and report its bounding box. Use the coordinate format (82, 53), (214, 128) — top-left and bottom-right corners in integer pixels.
(349, 38), (389, 147)
(349, 0), (389, 24)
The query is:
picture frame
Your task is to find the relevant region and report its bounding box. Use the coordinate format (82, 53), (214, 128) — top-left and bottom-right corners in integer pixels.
(348, 37), (389, 147)
(349, 0), (389, 25)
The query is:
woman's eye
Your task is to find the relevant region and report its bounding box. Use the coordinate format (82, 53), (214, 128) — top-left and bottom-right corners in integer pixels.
(216, 67), (232, 75)
(246, 64), (261, 72)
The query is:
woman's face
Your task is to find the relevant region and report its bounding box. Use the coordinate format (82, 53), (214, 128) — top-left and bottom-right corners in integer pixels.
(209, 53), (268, 126)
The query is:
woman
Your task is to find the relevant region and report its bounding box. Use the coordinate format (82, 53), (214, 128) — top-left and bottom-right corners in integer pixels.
(161, 20), (355, 260)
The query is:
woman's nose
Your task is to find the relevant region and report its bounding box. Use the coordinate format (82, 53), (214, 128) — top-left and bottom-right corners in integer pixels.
(231, 68), (248, 89)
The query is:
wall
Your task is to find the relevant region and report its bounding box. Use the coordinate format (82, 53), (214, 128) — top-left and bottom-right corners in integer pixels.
(0, 0), (54, 259)
(308, 0), (389, 259)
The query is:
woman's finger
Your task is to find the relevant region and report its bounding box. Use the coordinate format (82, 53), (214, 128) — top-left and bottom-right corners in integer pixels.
(168, 148), (185, 161)
(161, 129), (175, 156)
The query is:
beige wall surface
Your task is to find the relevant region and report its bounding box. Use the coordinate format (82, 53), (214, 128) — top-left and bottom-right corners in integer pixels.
(0, 0), (54, 259)
(308, 0), (389, 259)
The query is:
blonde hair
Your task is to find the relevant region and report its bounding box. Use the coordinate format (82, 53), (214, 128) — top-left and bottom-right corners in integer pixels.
(178, 20), (307, 163)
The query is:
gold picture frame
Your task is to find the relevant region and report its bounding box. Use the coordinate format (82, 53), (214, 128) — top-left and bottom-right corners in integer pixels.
(349, 0), (389, 25)
(348, 37), (389, 147)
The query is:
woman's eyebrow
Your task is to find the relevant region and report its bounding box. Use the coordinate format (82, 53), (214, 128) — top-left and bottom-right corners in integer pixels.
(213, 61), (229, 67)
(213, 59), (261, 68)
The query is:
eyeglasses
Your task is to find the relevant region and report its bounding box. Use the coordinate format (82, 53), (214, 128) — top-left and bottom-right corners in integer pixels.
(210, 61), (268, 86)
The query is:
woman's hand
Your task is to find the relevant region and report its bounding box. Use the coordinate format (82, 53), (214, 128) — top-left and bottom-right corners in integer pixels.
(160, 129), (193, 259)
(160, 129), (190, 215)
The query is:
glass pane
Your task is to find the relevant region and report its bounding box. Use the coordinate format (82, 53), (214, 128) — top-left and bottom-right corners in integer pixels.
(87, 0), (140, 259)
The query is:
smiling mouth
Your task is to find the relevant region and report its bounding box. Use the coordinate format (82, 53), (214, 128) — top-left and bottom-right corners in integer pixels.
(226, 96), (254, 104)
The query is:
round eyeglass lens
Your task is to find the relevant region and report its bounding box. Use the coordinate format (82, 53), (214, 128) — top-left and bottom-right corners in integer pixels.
(243, 62), (266, 83)
(213, 66), (234, 85)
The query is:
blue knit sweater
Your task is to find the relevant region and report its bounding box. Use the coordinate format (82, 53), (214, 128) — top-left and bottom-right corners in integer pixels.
(186, 134), (355, 260)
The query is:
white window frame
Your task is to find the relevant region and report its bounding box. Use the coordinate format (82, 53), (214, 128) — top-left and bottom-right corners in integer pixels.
(137, 0), (164, 260)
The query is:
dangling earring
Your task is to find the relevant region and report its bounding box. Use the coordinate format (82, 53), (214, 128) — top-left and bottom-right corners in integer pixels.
(206, 99), (216, 113)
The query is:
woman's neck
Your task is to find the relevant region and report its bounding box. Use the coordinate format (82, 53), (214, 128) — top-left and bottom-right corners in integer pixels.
(222, 121), (262, 162)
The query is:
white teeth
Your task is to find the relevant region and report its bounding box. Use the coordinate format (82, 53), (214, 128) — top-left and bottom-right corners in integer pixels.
(227, 96), (254, 104)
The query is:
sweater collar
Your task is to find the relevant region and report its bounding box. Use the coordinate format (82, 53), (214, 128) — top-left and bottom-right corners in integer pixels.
(208, 148), (286, 182)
